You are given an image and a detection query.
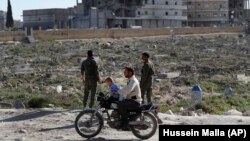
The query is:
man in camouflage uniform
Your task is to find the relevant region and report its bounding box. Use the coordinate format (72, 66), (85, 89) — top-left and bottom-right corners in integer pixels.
(81, 50), (101, 108)
(140, 52), (155, 104)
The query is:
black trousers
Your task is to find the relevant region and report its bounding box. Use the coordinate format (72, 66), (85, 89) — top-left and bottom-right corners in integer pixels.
(107, 96), (119, 108)
(118, 99), (140, 127)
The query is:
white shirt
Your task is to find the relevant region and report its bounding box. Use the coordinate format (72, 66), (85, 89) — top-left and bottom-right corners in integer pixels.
(118, 75), (142, 103)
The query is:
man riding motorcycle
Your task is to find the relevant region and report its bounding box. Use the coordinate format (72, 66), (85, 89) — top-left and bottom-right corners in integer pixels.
(117, 66), (142, 131)
(75, 66), (160, 140)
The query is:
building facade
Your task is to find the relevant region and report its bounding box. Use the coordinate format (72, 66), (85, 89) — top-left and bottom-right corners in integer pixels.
(23, 0), (250, 29)
(75, 0), (188, 28)
(229, 0), (245, 24)
(23, 9), (72, 30)
(187, 0), (229, 27)
(134, 0), (188, 28)
(243, 0), (250, 22)
(0, 10), (6, 30)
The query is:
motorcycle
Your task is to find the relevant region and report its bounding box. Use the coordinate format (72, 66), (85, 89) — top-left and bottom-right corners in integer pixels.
(74, 92), (162, 140)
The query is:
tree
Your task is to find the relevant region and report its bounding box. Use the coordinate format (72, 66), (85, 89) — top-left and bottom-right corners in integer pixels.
(6, 0), (14, 29)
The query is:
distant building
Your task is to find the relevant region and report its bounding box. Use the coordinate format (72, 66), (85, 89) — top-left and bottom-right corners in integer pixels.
(134, 0), (188, 28)
(0, 10), (6, 30)
(14, 20), (23, 30)
(23, 0), (249, 29)
(23, 8), (72, 30)
(229, 0), (245, 24)
(187, 0), (229, 27)
(243, 0), (250, 22)
(75, 0), (188, 28)
(245, 10), (250, 23)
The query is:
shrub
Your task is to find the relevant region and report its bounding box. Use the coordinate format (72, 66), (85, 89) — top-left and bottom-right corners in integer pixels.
(161, 94), (250, 115)
(28, 97), (50, 108)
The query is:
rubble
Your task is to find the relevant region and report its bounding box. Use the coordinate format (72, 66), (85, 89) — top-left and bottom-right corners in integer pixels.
(223, 109), (243, 116)
(0, 33), (249, 108)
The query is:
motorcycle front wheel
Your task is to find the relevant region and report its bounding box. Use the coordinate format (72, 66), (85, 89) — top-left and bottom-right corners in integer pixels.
(75, 110), (104, 138)
(130, 112), (157, 140)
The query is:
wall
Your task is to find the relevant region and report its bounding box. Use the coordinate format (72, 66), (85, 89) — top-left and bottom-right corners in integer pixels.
(0, 31), (25, 41)
(31, 26), (246, 40)
(0, 26), (244, 42)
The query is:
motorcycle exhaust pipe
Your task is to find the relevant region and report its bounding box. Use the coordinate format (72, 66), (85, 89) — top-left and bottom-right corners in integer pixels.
(129, 121), (151, 126)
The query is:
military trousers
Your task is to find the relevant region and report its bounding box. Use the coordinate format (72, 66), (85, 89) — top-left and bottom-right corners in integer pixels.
(141, 81), (152, 104)
(83, 79), (97, 108)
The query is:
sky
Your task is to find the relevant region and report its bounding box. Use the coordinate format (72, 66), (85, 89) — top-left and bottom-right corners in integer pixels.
(0, 0), (77, 21)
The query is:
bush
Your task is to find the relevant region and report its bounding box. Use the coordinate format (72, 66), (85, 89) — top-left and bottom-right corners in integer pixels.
(160, 94), (250, 115)
(194, 95), (250, 114)
(201, 81), (218, 93)
(28, 97), (50, 108)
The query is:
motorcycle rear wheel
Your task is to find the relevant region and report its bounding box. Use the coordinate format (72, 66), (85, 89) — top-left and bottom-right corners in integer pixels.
(130, 112), (157, 140)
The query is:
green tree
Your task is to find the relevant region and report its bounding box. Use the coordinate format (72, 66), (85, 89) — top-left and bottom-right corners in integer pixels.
(6, 0), (14, 29)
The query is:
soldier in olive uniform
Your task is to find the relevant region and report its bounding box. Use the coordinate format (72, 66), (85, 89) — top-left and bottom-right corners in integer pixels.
(140, 52), (155, 104)
(81, 50), (101, 108)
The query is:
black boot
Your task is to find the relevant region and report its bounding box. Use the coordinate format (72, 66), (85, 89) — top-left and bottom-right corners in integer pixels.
(119, 118), (130, 131)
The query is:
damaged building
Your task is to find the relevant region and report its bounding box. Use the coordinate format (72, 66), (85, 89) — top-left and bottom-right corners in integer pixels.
(243, 0), (250, 22)
(229, 0), (245, 24)
(0, 10), (6, 30)
(22, 0), (249, 29)
(23, 9), (73, 30)
(187, 0), (229, 27)
(76, 0), (230, 28)
(23, 0), (188, 29)
(77, 0), (188, 28)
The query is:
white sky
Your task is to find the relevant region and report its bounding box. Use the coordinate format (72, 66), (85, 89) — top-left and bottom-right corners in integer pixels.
(0, 0), (77, 21)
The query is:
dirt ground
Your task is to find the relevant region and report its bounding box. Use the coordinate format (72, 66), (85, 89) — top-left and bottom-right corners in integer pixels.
(1, 108), (250, 141)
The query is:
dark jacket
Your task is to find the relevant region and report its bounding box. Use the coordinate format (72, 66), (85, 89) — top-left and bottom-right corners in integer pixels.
(81, 57), (99, 81)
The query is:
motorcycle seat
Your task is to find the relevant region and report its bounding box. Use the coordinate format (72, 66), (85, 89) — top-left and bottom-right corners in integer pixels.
(139, 103), (153, 111)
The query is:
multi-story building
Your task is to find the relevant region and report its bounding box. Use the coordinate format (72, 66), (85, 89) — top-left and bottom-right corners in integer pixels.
(24, 0), (250, 29)
(135, 0), (188, 28)
(243, 0), (250, 22)
(187, 0), (229, 27)
(0, 10), (6, 30)
(23, 8), (72, 30)
(229, 0), (245, 24)
(76, 0), (188, 28)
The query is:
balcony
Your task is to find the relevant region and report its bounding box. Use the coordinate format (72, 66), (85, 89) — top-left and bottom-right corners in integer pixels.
(187, 8), (229, 12)
(106, 15), (187, 20)
(138, 5), (187, 10)
(136, 15), (188, 20)
(188, 17), (228, 22)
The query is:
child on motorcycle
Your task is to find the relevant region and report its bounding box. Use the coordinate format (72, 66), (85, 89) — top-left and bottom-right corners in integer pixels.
(105, 77), (123, 108)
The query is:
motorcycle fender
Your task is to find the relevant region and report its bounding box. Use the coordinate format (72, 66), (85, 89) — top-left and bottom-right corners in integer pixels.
(150, 111), (163, 124)
(142, 111), (163, 124)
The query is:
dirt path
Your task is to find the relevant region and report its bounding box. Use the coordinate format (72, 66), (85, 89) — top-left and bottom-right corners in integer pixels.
(0, 109), (250, 141)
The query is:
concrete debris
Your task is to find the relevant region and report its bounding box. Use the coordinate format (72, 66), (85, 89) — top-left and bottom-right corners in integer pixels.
(166, 110), (174, 115)
(56, 85), (63, 94)
(243, 111), (250, 116)
(223, 109), (243, 116)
